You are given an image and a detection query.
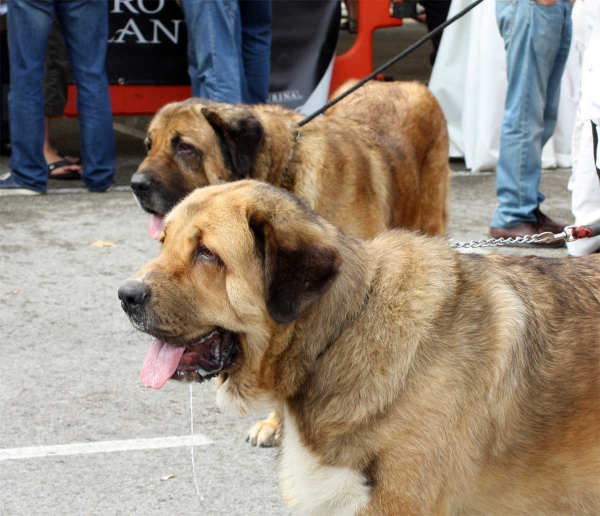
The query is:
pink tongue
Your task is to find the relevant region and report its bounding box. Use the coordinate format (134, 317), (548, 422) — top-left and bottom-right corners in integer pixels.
(140, 339), (186, 389)
(149, 214), (165, 240)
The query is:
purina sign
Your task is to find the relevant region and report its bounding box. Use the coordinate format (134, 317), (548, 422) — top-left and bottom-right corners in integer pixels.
(104, 0), (339, 112)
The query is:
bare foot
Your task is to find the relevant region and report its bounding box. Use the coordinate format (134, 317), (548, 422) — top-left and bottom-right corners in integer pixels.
(44, 147), (80, 165)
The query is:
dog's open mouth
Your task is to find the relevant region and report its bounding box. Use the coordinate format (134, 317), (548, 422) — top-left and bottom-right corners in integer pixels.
(140, 329), (238, 389)
(149, 214), (165, 240)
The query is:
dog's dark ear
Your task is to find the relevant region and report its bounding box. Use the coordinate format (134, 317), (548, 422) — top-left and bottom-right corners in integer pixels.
(201, 106), (264, 179)
(249, 215), (342, 324)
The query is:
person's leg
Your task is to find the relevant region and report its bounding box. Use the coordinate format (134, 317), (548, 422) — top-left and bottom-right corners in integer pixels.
(538, 0), (572, 205)
(179, 0), (242, 103)
(7, 0), (54, 192)
(180, 2), (201, 97)
(44, 17), (68, 119)
(239, 0), (271, 104)
(56, 0), (114, 192)
(44, 117), (81, 178)
(347, 0), (358, 33)
(43, 18), (79, 175)
(232, 0), (248, 103)
(1, 20), (11, 153)
(567, 120), (600, 255)
(491, 0), (568, 229)
(419, 0), (451, 65)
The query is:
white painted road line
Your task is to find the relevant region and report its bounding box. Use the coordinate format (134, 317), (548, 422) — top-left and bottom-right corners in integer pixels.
(452, 170), (493, 177)
(0, 434), (213, 461)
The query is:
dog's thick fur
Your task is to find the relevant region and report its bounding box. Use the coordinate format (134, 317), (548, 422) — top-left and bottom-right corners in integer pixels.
(133, 81), (449, 238)
(123, 181), (600, 515)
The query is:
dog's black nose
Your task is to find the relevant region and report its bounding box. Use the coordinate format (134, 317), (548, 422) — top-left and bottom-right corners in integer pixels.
(131, 173), (152, 193)
(118, 281), (150, 311)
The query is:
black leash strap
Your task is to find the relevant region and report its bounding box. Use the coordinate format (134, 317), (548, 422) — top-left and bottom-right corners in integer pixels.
(592, 121), (600, 182)
(296, 0), (487, 128)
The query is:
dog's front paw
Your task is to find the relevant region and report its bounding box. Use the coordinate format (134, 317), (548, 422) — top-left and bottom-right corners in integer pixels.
(246, 411), (280, 447)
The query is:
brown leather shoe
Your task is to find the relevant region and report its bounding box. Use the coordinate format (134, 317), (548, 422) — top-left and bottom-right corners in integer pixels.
(489, 222), (565, 248)
(533, 208), (566, 234)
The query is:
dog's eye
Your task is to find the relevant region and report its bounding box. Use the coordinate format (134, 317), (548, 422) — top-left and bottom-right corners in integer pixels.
(144, 138), (152, 153)
(196, 245), (219, 263)
(178, 142), (193, 154)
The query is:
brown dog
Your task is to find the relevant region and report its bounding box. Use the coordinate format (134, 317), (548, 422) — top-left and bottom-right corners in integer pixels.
(132, 81), (449, 241)
(132, 81), (450, 444)
(120, 181), (600, 515)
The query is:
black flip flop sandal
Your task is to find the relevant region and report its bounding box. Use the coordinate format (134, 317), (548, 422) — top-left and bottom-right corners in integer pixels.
(48, 159), (82, 180)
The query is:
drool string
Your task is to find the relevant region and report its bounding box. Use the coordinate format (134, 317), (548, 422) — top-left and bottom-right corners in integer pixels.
(189, 383), (204, 502)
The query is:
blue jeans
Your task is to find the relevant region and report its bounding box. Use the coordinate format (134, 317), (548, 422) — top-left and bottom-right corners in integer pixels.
(491, 0), (572, 228)
(7, 0), (115, 193)
(181, 0), (271, 103)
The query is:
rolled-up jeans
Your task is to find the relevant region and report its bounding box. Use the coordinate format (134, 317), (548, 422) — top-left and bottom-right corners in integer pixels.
(181, 0), (271, 104)
(491, 0), (572, 228)
(7, 0), (115, 193)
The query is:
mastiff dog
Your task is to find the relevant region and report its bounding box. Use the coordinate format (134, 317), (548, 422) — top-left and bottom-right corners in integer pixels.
(131, 81), (449, 241)
(120, 181), (599, 516)
(132, 81), (451, 445)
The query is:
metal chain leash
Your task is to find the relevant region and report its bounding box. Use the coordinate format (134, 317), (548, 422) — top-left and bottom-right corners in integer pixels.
(451, 225), (585, 249)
